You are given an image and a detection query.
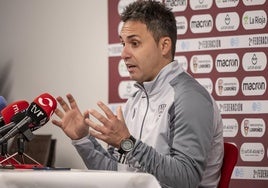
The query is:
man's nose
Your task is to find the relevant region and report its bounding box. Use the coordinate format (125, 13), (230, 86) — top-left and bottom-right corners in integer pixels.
(121, 45), (130, 61)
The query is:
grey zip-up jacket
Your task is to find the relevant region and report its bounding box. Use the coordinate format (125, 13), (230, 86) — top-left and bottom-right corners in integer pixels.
(73, 61), (224, 188)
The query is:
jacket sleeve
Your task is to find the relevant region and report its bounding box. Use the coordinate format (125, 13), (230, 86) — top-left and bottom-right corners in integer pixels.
(72, 135), (118, 170)
(126, 89), (215, 188)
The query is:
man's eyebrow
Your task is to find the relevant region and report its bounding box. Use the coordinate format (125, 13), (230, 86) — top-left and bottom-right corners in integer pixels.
(119, 35), (140, 41)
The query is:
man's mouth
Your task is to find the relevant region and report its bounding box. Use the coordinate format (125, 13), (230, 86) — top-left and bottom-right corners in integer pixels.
(126, 64), (136, 72)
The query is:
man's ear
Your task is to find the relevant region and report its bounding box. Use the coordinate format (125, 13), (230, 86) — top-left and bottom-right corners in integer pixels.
(160, 37), (172, 56)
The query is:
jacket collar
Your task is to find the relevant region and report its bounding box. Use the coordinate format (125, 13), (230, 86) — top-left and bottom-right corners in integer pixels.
(134, 60), (184, 95)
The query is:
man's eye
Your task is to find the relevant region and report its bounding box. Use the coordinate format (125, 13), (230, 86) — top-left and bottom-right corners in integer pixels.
(132, 41), (139, 47)
(121, 42), (125, 46)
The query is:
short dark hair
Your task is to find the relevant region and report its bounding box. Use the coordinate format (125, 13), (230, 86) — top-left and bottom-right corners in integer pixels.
(121, 0), (177, 58)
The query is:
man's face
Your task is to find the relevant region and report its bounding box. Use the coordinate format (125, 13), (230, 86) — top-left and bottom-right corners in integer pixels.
(120, 21), (165, 83)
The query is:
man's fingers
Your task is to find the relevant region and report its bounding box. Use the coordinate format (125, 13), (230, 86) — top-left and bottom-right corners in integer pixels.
(51, 119), (62, 128)
(88, 108), (111, 126)
(89, 130), (106, 141)
(85, 117), (106, 134)
(66, 93), (79, 110)
(56, 96), (70, 112)
(116, 106), (124, 121)
(54, 108), (64, 119)
(83, 111), (90, 119)
(97, 101), (117, 119)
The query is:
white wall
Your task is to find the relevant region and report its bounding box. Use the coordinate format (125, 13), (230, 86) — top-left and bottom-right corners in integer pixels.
(0, 0), (108, 169)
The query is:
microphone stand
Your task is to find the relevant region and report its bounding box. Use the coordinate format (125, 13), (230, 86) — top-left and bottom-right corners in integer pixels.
(0, 133), (42, 167)
(1, 141), (9, 156)
(0, 141), (21, 166)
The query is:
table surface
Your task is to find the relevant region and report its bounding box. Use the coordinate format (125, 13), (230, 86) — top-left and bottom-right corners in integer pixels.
(0, 169), (161, 188)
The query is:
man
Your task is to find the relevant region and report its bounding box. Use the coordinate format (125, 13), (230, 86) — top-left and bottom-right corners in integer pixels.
(52, 1), (224, 187)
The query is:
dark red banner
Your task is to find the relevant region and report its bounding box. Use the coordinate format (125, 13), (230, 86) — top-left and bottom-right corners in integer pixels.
(108, 1), (268, 187)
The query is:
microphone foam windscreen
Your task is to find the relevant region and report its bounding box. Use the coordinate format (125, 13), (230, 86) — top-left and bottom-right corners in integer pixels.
(1, 100), (29, 124)
(0, 96), (7, 111)
(27, 93), (57, 126)
(33, 93), (57, 118)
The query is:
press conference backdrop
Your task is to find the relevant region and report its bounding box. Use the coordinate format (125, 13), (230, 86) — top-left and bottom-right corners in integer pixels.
(107, 0), (268, 187)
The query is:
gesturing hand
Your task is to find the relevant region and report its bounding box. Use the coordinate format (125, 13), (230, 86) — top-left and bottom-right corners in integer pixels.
(52, 93), (89, 140)
(85, 101), (130, 148)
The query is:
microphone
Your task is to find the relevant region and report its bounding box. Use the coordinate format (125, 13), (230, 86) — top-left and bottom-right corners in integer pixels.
(0, 97), (8, 156)
(0, 112), (27, 137)
(0, 100), (29, 127)
(0, 93), (57, 145)
(0, 100), (29, 156)
(0, 96), (7, 112)
(0, 96), (8, 126)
